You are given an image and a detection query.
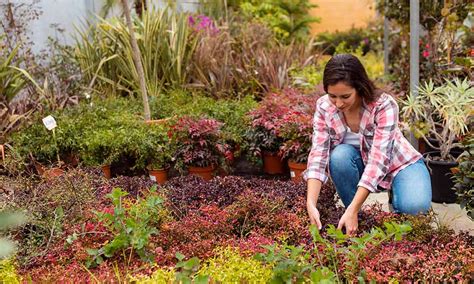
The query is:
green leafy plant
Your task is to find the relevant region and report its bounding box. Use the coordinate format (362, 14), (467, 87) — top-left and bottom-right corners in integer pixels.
(256, 222), (412, 282)
(0, 211), (27, 258)
(239, 0), (319, 43)
(174, 253), (209, 284)
(452, 132), (474, 220)
(333, 42), (385, 81)
(74, 8), (197, 97)
(140, 124), (174, 171)
(87, 187), (169, 267)
(400, 78), (474, 161)
(289, 60), (326, 90)
(376, 1), (472, 92)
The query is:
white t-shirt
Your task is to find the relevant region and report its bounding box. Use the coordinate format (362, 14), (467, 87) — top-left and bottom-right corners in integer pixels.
(342, 126), (360, 147)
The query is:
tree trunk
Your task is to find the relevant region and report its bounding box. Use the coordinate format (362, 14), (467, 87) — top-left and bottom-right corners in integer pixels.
(120, 0), (151, 120)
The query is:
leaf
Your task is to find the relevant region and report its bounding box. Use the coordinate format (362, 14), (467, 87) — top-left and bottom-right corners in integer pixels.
(0, 239), (16, 258)
(86, 248), (99, 256)
(194, 275), (209, 284)
(175, 252), (185, 261)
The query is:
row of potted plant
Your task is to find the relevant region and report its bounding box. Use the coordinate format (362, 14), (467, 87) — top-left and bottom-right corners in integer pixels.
(246, 88), (320, 180)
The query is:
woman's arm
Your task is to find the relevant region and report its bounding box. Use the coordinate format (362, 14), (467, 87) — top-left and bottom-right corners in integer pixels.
(337, 186), (370, 235)
(358, 95), (399, 192)
(305, 97), (332, 229)
(307, 178), (323, 229)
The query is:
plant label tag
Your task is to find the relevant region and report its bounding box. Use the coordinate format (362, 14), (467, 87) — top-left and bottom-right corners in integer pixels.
(149, 175), (157, 182)
(290, 171), (295, 178)
(42, 115), (57, 130)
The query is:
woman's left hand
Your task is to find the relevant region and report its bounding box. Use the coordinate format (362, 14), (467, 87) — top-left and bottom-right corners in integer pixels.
(337, 208), (358, 236)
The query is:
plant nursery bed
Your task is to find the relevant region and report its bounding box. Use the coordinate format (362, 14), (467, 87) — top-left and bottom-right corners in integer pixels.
(0, 169), (472, 283)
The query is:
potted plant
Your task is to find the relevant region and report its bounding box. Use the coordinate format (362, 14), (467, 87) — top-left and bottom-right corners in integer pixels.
(279, 109), (314, 182)
(81, 128), (119, 179)
(170, 116), (231, 181)
(135, 123), (175, 184)
(246, 92), (292, 174)
(400, 78), (474, 203)
(246, 89), (319, 175)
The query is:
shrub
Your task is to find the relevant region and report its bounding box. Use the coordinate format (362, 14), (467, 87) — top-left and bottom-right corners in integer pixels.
(170, 116), (231, 170)
(87, 187), (170, 267)
(238, 0), (319, 43)
(246, 90), (299, 156)
(361, 233), (474, 282)
(157, 205), (234, 264)
(150, 90), (257, 148)
(278, 94), (317, 163)
(399, 78), (474, 161)
(315, 23), (382, 56)
(4, 168), (100, 266)
(74, 9), (196, 97)
(452, 133), (474, 220)
(198, 247), (273, 282)
(0, 259), (21, 284)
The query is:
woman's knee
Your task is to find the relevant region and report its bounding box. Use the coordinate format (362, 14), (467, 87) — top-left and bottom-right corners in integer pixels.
(329, 144), (360, 170)
(392, 160), (432, 215)
(393, 196), (431, 215)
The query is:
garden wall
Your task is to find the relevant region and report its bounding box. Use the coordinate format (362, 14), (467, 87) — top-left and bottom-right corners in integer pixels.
(310, 0), (377, 33)
(1, 0), (199, 53)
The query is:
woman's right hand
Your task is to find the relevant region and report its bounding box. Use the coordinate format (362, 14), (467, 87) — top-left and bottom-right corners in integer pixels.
(307, 202), (322, 230)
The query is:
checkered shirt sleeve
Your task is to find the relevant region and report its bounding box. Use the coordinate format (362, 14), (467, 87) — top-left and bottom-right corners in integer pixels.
(304, 99), (331, 183)
(357, 96), (398, 192)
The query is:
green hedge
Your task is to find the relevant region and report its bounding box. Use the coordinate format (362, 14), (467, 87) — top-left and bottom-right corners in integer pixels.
(10, 91), (257, 169)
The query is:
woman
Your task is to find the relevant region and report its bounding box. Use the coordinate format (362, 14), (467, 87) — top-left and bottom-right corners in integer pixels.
(304, 54), (431, 235)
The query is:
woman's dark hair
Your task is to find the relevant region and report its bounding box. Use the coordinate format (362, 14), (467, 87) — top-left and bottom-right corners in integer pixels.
(323, 53), (380, 103)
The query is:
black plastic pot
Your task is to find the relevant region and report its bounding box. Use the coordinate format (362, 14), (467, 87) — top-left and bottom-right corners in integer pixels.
(423, 151), (459, 203)
(419, 137), (462, 154)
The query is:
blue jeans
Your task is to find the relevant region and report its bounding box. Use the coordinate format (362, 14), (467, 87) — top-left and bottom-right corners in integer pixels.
(329, 144), (432, 214)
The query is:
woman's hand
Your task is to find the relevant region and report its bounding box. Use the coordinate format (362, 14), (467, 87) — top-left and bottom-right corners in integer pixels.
(307, 202), (322, 230)
(337, 208), (358, 236)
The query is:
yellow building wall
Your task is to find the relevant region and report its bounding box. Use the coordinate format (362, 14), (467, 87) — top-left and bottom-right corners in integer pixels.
(310, 0), (377, 34)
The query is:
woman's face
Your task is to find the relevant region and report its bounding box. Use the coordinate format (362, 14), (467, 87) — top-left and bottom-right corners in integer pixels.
(327, 82), (361, 113)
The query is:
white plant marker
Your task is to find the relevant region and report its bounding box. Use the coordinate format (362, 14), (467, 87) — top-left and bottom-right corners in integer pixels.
(42, 115), (57, 131)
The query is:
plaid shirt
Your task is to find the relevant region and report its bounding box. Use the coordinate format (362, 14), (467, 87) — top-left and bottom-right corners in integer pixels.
(304, 93), (422, 192)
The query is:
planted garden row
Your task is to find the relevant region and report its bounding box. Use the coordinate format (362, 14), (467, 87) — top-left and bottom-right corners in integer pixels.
(1, 170), (472, 282)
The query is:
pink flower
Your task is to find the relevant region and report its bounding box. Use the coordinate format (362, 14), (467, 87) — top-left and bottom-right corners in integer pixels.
(422, 50), (430, 58)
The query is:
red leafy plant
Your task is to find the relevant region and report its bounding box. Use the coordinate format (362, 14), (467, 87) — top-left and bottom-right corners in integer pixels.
(278, 109), (314, 164)
(361, 233), (474, 282)
(156, 204), (235, 265)
(170, 116), (232, 170)
(246, 89), (319, 158)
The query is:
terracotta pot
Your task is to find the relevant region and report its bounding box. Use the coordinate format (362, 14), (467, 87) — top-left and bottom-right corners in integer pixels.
(188, 165), (215, 181)
(63, 153), (79, 167)
(34, 161), (45, 175)
(43, 167), (65, 180)
(149, 168), (168, 185)
(288, 160), (307, 182)
(101, 165), (112, 179)
(262, 151), (284, 174)
(0, 144), (5, 163)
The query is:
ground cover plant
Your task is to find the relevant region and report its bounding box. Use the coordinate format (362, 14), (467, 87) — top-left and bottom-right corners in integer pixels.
(1, 171), (473, 282)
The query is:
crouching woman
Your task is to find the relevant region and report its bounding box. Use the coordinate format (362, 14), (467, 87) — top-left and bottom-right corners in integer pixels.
(304, 54), (432, 235)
